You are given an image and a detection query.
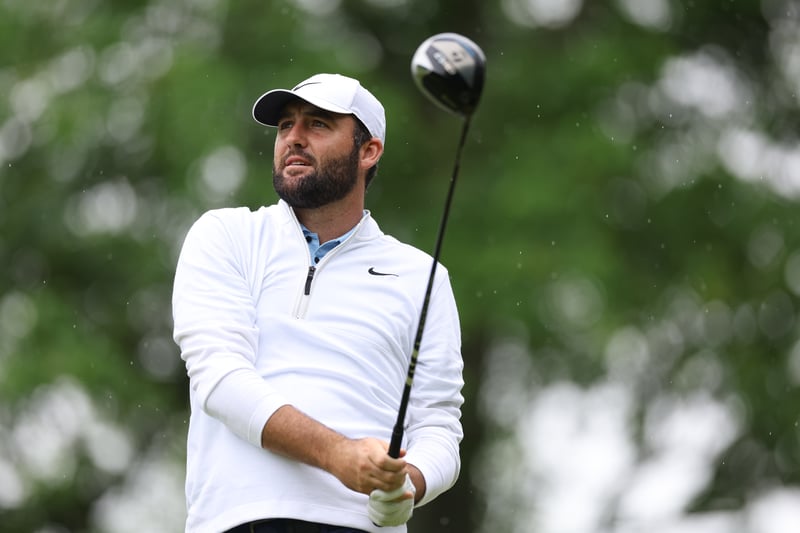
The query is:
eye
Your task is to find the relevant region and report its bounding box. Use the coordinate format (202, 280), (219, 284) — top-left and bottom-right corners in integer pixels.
(311, 119), (328, 128)
(277, 120), (293, 131)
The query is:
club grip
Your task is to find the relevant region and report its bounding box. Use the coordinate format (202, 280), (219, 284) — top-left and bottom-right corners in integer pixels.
(388, 381), (412, 458)
(388, 425), (403, 459)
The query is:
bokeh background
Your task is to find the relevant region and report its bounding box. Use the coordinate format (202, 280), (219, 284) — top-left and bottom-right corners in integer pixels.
(3, 0), (800, 531)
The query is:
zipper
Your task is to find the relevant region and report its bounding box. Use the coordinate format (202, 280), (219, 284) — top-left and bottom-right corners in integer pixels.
(294, 265), (314, 318)
(293, 213), (366, 317)
(304, 265), (316, 295)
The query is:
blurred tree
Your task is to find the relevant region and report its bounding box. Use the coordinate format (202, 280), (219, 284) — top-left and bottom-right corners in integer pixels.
(1, 0), (799, 532)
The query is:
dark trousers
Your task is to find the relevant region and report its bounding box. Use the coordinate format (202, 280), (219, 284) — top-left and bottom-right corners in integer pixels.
(225, 518), (368, 533)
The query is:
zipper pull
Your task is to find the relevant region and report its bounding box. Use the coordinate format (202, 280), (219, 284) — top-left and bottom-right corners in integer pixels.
(304, 266), (316, 295)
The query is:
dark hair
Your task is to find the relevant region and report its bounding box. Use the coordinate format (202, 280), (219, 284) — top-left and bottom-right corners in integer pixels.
(353, 119), (379, 188)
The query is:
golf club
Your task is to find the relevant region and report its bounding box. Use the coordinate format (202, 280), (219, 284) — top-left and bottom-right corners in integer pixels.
(388, 33), (486, 459)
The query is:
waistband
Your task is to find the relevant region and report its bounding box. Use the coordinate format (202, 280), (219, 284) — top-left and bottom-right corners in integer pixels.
(225, 518), (368, 533)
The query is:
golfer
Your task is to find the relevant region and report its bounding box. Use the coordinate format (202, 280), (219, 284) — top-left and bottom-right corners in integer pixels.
(172, 73), (464, 533)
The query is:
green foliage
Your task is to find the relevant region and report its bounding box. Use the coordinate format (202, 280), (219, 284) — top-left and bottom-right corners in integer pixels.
(1, 0), (799, 532)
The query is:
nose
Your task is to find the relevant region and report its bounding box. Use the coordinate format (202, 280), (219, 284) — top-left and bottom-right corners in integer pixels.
(283, 122), (308, 148)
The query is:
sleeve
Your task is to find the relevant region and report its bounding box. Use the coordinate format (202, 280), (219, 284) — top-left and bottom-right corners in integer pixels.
(402, 267), (465, 507)
(172, 210), (289, 447)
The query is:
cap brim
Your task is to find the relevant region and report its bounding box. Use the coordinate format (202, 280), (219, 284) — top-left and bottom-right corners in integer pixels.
(252, 90), (296, 126)
(253, 89), (354, 127)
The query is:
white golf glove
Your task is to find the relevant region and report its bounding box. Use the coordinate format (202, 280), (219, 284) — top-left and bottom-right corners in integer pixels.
(368, 473), (416, 527)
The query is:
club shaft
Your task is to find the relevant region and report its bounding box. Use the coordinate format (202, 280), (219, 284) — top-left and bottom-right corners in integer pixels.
(389, 116), (472, 458)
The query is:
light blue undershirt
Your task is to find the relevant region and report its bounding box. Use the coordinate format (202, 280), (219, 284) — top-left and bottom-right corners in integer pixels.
(301, 224), (358, 265)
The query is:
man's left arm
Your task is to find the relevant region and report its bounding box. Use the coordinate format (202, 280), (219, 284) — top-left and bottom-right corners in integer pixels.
(403, 268), (465, 507)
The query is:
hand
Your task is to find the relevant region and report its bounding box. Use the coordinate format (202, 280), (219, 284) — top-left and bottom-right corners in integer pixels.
(327, 437), (407, 495)
(368, 473), (416, 527)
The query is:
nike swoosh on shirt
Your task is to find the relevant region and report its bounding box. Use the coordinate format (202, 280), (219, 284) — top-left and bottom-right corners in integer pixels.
(368, 267), (399, 277)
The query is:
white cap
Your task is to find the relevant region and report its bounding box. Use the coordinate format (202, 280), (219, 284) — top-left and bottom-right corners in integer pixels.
(252, 73), (386, 144)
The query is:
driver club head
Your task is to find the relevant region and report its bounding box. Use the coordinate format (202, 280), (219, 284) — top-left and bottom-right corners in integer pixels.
(411, 32), (486, 117)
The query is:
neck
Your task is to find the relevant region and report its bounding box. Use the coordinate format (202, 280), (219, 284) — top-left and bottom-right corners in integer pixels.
(293, 198), (364, 243)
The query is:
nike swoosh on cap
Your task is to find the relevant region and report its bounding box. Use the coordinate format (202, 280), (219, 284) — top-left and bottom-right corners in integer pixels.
(293, 81), (322, 91)
(368, 267), (398, 277)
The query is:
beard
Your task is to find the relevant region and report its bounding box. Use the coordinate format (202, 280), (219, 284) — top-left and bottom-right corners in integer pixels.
(273, 144), (360, 209)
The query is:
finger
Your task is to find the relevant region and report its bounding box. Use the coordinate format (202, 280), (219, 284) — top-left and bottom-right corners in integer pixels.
(370, 453), (407, 472)
(379, 466), (408, 483)
(385, 490), (414, 503)
(370, 485), (409, 502)
(371, 473), (406, 493)
(370, 481), (414, 501)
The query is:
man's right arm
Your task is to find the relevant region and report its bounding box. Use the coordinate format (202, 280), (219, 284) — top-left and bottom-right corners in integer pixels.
(261, 404), (409, 496)
(173, 211), (286, 445)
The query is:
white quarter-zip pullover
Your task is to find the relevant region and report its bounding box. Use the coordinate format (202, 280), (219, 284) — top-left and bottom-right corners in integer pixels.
(172, 200), (464, 533)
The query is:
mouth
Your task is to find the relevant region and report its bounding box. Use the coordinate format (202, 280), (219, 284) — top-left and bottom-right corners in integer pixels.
(284, 155), (312, 168)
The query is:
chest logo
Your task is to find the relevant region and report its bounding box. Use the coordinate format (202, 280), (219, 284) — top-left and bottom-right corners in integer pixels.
(368, 267), (399, 277)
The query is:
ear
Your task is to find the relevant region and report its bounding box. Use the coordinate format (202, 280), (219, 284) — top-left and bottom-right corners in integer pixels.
(359, 138), (383, 170)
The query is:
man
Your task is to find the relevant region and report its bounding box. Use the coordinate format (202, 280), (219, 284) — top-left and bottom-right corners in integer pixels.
(172, 73), (464, 533)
